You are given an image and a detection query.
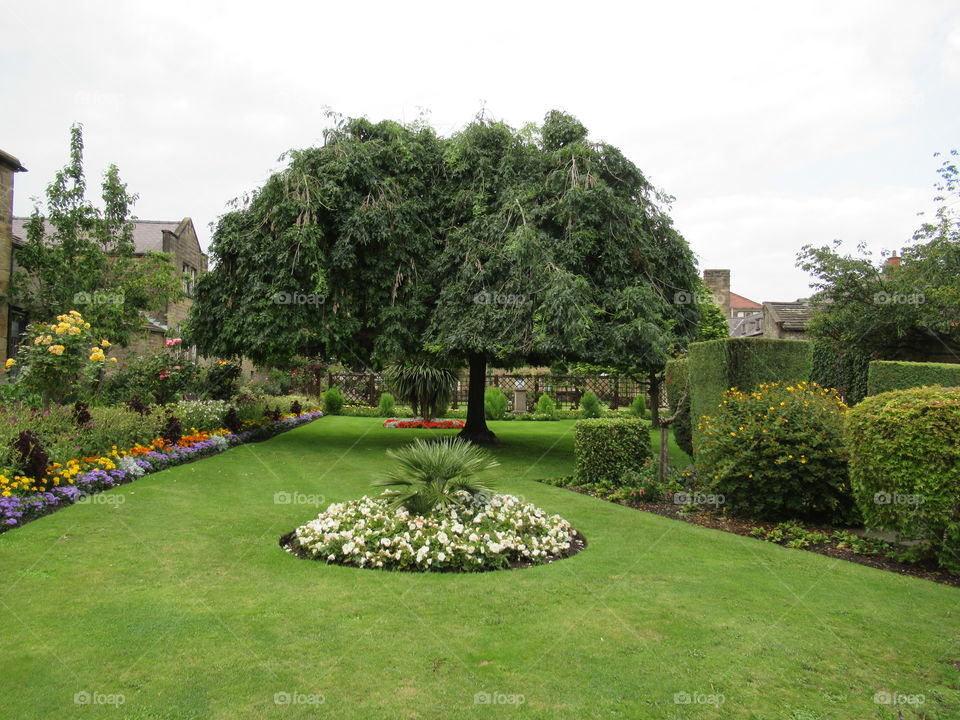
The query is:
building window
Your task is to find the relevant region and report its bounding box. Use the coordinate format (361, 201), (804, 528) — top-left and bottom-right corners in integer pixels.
(182, 264), (197, 297)
(7, 309), (27, 361)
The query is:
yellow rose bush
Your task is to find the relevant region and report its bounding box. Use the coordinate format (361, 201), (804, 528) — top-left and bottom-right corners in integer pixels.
(9, 311), (112, 407)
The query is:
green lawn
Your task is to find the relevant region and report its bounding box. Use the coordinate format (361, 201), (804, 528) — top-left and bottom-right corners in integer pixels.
(0, 417), (956, 719)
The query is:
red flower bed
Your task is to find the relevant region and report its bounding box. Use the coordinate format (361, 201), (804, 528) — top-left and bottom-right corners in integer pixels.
(383, 418), (465, 429)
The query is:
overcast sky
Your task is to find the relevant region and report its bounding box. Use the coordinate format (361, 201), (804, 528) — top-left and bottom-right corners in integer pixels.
(3, 0), (958, 303)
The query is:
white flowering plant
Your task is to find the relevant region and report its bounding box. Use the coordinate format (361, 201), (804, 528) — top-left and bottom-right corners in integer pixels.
(291, 493), (577, 572)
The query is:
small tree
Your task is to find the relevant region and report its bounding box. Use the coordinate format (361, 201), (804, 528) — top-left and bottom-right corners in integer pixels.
(383, 362), (457, 421)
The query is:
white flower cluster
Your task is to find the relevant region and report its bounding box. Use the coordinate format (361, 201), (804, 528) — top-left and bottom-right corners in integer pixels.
(294, 494), (575, 572)
(175, 400), (232, 431)
(118, 454), (146, 478)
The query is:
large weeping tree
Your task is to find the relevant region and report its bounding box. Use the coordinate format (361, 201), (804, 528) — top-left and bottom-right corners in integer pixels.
(187, 111), (701, 443)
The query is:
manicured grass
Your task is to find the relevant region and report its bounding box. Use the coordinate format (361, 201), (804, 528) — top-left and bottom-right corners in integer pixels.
(0, 417), (956, 719)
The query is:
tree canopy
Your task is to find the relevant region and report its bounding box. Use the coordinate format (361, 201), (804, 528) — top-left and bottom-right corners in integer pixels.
(798, 151), (960, 362)
(12, 124), (183, 345)
(187, 111), (702, 441)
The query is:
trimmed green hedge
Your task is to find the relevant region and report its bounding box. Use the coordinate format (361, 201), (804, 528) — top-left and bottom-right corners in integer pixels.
(664, 357), (692, 456)
(810, 339), (871, 405)
(846, 386), (960, 574)
(574, 418), (652, 485)
(866, 360), (960, 396)
(688, 338), (812, 453)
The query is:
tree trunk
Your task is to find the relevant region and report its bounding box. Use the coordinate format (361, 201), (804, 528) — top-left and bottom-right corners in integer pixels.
(648, 371), (661, 429)
(457, 354), (499, 445)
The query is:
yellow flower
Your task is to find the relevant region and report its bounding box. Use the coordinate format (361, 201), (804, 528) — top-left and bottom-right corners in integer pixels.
(4, 358), (14, 369)
(41, 335), (52, 345)
(89, 350), (105, 362)
(48, 345), (65, 355)
(69, 310), (82, 318)
(83, 322), (91, 329)
(68, 326), (81, 335)
(54, 323), (70, 335)
(109, 357), (118, 364)
(100, 339), (111, 347)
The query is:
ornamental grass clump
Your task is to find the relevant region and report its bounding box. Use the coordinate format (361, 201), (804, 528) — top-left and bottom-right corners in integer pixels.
(696, 381), (855, 524)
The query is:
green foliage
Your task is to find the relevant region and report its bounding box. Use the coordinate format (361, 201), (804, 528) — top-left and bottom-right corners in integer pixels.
(688, 338), (812, 453)
(377, 392), (396, 418)
(579, 390), (602, 418)
(533, 392), (556, 418)
(383, 362), (457, 420)
(371, 438), (499, 515)
(203, 360), (242, 401)
(484, 386), (509, 420)
(748, 522), (832, 549)
(846, 386), (960, 574)
(866, 360), (960, 396)
(628, 394), (648, 419)
(798, 152), (960, 364)
(697, 381), (855, 524)
(102, 344), (202, 405)
(695, 285), (730, 341)
(810, 339), (872, 405)
(574, 418), (652, 485)
(322, 386), (345, 415)
(664, 357), (692, 456)
(10, 125), (183, 345)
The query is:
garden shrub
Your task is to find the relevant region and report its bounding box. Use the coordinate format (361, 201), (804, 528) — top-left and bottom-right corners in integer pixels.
(628, 393), (648, 419)
(103, 347), (202, 405)
(11, 430), (50, 481)
(845, 386), (960, 574)
(696, 381), (855, 524)
(810, 339), (871, 405)
(161, 413), (183, 444)
(664, 357), (692, 456)
(383, 362), (457, 420)
(866, 360), (960, 396)
(223, 407), (242, 434)
(574, 418), (652, 485)
(579, 390), (602, 418)
(688, 338), (812, 453)
(378, 392), (396, 417)
(203, 360), (242, 400)
(323, 386), (345, 415)
(484, 387), (509, 420)
(174, 400), (231, 432)
(534, 393), (556, 418)
(81, 407), (162, 453)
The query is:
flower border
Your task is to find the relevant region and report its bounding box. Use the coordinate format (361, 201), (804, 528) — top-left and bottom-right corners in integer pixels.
(383, 418), (466, 430)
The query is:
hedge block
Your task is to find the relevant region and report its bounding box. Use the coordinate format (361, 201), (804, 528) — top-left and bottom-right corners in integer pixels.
(688, 338), (812, 454)
(574, 418), (652, 485)
(866, 360), (960, 396)
(664, 357), (692, 457)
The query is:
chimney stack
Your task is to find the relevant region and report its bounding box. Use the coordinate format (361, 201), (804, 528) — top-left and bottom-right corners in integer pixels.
(702, 269), (731, 318)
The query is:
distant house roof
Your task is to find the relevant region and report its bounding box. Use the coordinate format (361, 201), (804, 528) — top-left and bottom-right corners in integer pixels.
(730, 292), (761, 309)
(12, 217), (197, 255)
(729, 313), (763, 337)
(0, 149), (26, 172)
(764, 301), (815, 331)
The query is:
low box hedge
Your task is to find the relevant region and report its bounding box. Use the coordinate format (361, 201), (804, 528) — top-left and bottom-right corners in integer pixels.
(574, 418), (652, 485)
(866, 360), (960, 396)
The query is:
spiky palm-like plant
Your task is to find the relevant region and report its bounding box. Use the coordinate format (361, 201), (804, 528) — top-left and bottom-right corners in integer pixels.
(371, 439), (499, 515)
(383, 362), (458, 421)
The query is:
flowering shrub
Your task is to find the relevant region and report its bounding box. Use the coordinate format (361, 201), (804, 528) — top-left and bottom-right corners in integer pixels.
(696, 381), (855, 524)
(174, 400), (230, 432)
(292, 494), (576, 571)
(102, 339), (202, 405)
(383, 418), (465, 429)
(8, 311), (114, 406)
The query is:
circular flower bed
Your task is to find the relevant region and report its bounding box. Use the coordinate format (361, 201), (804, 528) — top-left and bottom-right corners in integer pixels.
(282, 494), (583, 572)
(383, 418), (465, 429)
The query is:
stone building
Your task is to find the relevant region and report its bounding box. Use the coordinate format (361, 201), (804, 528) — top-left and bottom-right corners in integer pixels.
(703, 268), (813, 339)
(0, 150), (27, 364)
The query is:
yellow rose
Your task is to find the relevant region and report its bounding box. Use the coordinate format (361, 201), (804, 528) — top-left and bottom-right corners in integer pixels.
(83, 322), (91, 329)
(109, 357), (118, 364)
(55, 324), (68, 335)
(69, 310), (82, 318)
(48, 345), (65, 355)
(3, 358), (13, 369)
(68, 326), (81, 335)
(33, 336), (43, 346)
(100, 339), (111, 347)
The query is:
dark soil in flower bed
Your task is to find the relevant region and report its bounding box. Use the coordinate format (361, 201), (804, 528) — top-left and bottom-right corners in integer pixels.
(278, 529), (588, 572)
(566, 487), (960, 588)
